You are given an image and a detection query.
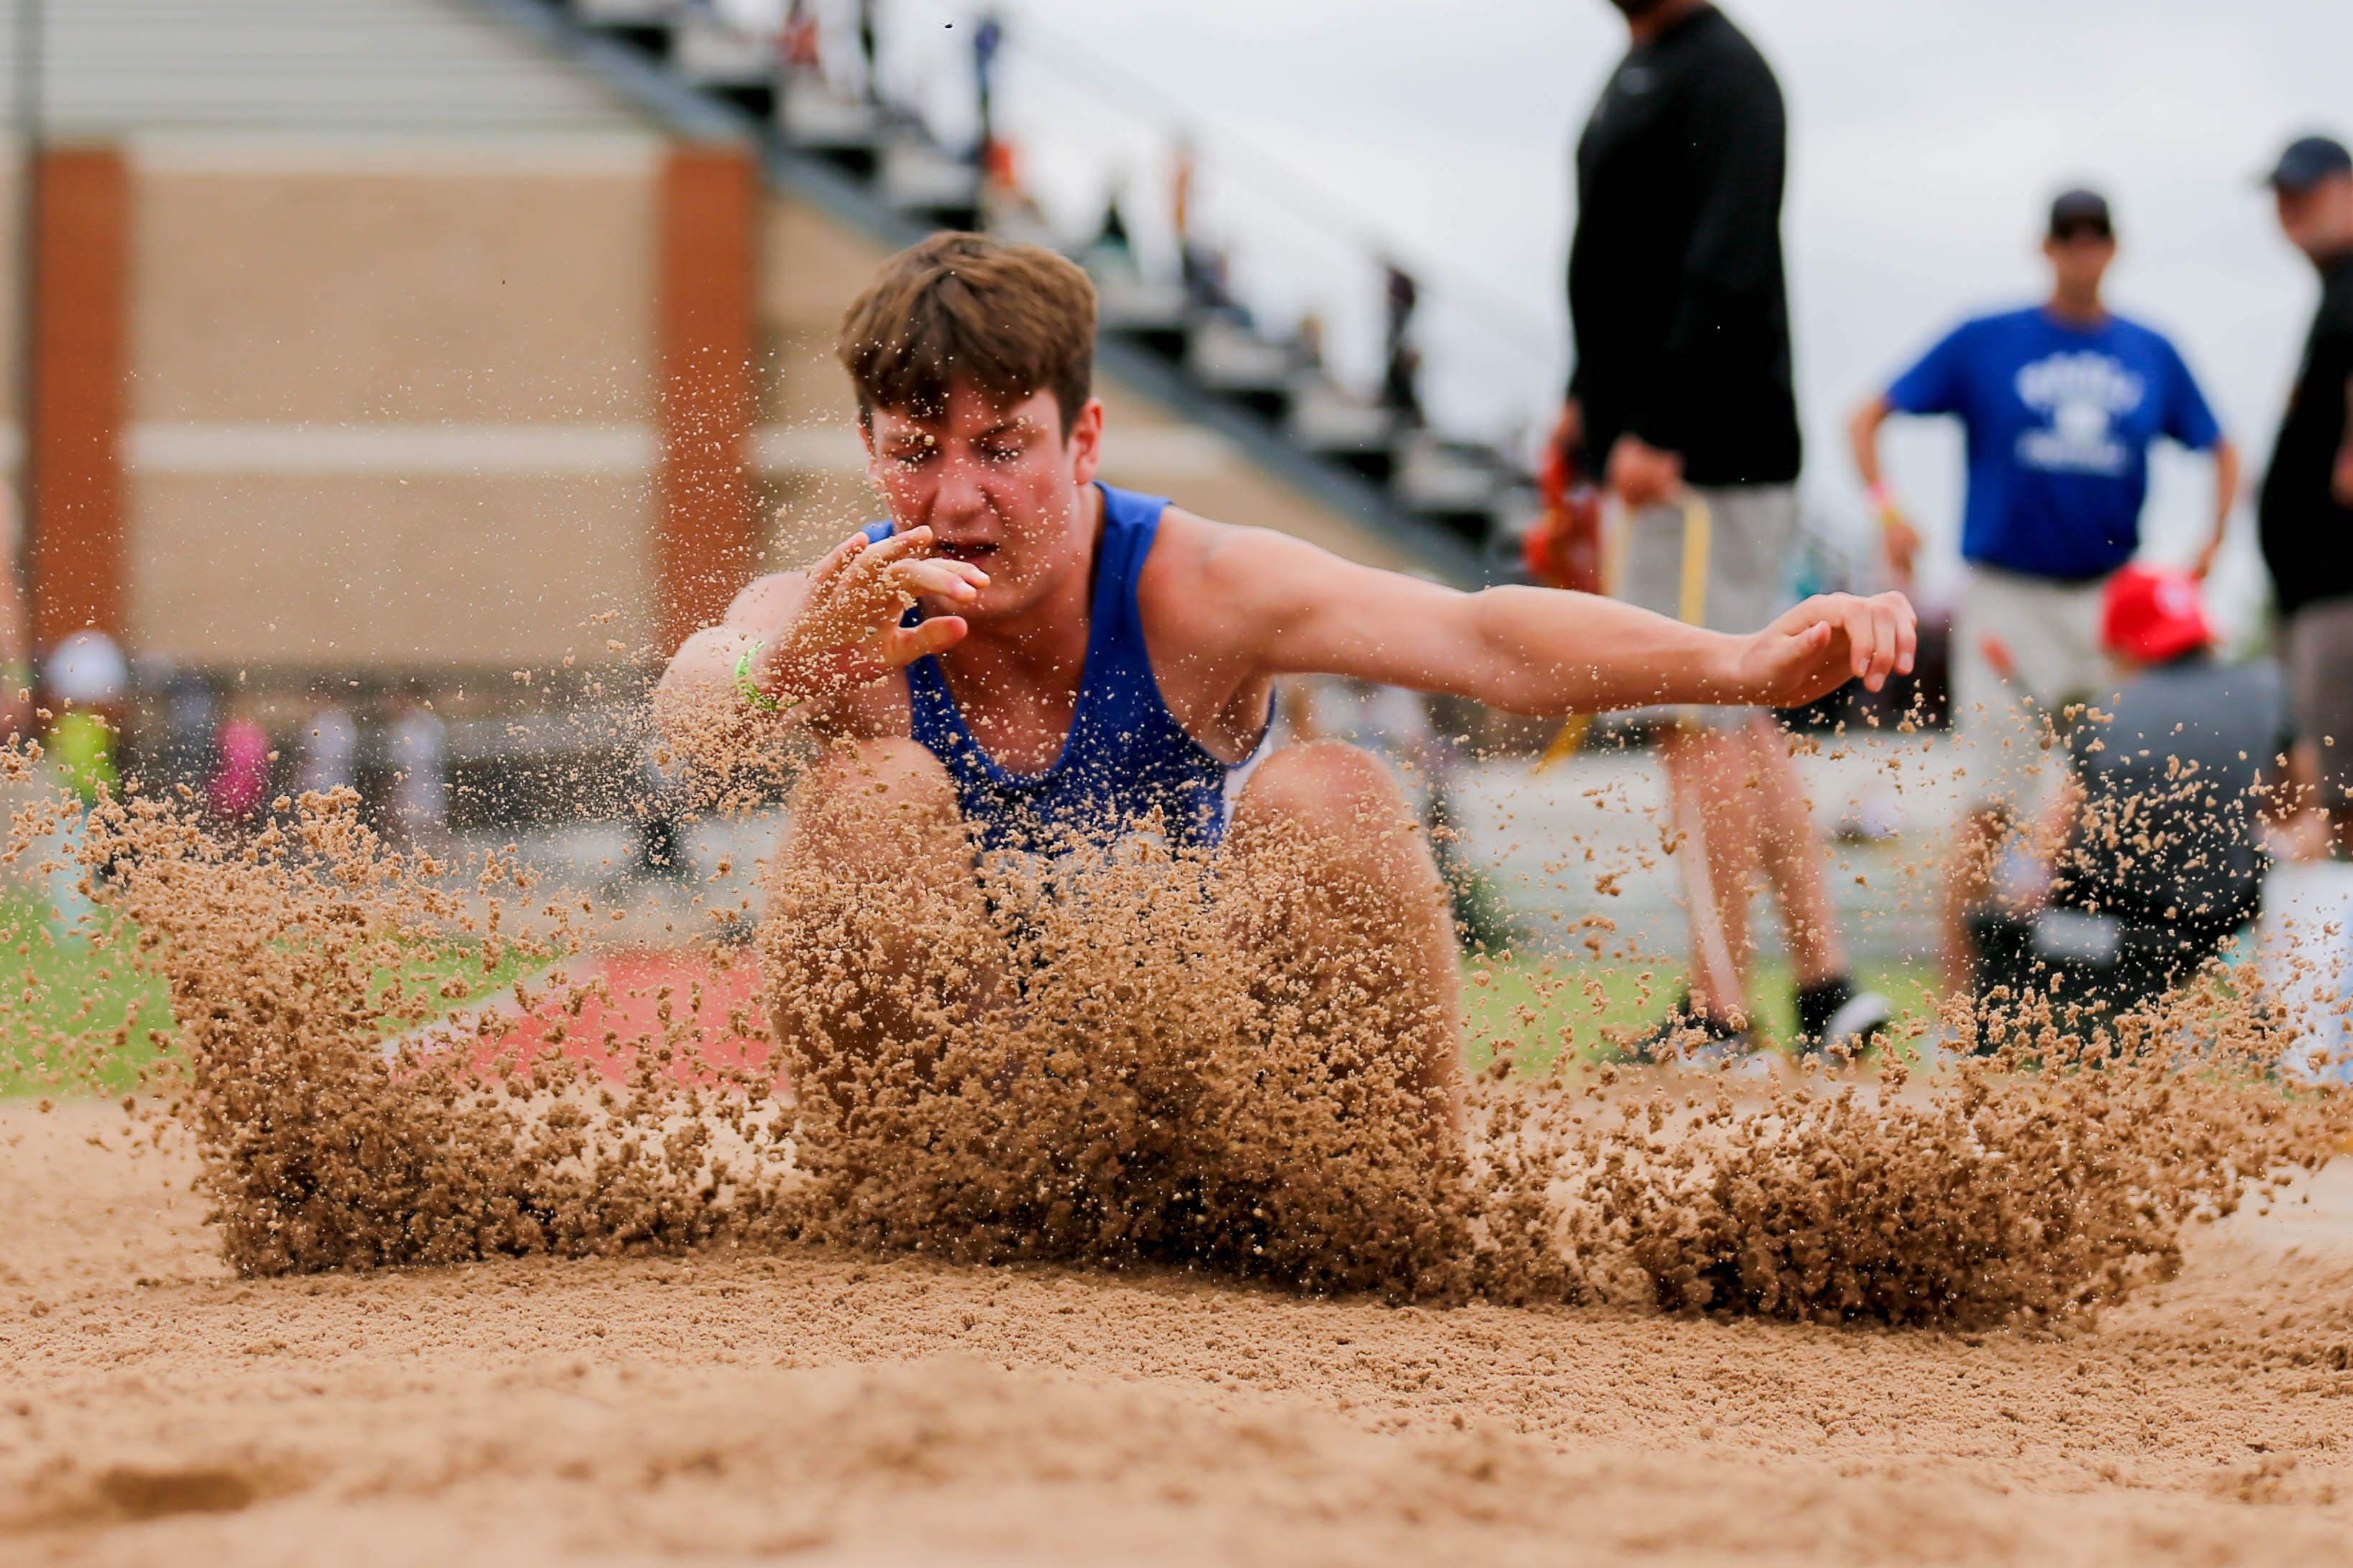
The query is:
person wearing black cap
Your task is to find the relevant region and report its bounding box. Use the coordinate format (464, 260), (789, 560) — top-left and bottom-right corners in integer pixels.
(2257, 132), (2353, 858)
(1848, 188), (2239, 999)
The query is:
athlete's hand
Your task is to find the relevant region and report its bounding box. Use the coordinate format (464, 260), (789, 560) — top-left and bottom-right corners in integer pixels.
(1607, 434), (1683, 510)
(759, 526), (986, 702)
(1732, 590), (1918, 710)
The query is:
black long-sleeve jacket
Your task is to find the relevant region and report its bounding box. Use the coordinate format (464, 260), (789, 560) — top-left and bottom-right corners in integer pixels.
(1568, 5), (1802, 487)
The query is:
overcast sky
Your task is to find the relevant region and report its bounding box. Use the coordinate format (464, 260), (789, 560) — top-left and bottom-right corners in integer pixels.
(851, 0), (2352, 614)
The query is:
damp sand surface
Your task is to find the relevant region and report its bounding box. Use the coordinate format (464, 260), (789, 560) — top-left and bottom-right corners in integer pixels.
(7, 1101), (2353, 1567)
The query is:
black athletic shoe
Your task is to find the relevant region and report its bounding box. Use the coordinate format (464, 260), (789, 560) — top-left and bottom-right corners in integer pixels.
(1794, 976), (1891, 1058)
(1611, 996), (1754, 1070)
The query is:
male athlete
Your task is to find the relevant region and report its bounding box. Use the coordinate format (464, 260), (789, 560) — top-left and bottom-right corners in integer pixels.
(661, 234), (1915, 1136)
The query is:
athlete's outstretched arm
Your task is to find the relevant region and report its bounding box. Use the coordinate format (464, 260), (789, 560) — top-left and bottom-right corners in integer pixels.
(1200, 526), (1914, 716)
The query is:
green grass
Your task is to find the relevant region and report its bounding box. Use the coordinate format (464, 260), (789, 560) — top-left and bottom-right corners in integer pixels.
(0, 898), (173, 1096)
(1463, 950), (1938, 1074)
(0, 894), (554, 1098)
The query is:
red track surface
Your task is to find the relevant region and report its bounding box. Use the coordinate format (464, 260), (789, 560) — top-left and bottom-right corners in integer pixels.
(478, 945), (775, 1087)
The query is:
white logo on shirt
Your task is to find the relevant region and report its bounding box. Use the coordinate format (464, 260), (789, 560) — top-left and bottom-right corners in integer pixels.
(2014, 351), (2142, 475)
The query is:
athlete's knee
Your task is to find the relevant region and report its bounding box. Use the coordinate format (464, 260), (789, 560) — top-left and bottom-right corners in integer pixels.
(788, 736), (965, 872)
(1236, 741), (1412, 841)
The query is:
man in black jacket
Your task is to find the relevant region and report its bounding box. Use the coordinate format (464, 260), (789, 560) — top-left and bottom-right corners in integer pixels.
(2257, 132), (2353, 859)
(1561, 0), (1885, 1059)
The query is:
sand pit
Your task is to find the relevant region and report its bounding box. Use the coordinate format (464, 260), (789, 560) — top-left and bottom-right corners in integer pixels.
(6, 768), (2353, 1564)
(6, 1098), (2353, 1566)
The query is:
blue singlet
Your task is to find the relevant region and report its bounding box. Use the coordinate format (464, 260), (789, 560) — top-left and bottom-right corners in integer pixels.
(862, 482), (1257, 855)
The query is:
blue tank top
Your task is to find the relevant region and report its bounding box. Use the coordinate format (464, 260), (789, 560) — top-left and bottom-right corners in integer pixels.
(863, 482), (1253, 854)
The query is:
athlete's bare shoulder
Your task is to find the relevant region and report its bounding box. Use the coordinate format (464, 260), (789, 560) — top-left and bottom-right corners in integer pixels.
(1145, 505), (1340, 641)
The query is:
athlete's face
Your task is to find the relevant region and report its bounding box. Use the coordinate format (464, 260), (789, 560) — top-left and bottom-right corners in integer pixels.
(862, 383), (1104, 623)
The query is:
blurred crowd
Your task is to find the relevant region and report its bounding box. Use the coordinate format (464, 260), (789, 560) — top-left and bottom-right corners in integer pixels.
(4, 626), (449, 852)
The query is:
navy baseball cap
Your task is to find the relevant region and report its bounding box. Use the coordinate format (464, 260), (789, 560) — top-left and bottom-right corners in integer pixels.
(2047, 188), (2113, 239)
(2261, 134), (2352, 194)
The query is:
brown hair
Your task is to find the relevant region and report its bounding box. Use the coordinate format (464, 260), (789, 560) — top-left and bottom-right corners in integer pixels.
(837, 232), (1097, 436)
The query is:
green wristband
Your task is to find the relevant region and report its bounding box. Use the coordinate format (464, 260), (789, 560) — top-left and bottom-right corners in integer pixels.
(734, 641), (782, 712)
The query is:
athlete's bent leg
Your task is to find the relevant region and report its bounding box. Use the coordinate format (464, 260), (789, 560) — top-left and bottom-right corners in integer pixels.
(1222, 741), (1465, 1140)
(759, 735), (1000, 1109)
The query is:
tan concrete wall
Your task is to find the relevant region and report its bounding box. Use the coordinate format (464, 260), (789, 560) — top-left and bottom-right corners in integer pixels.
(122, 136), (665, 668)
(132, 473), (655, 668)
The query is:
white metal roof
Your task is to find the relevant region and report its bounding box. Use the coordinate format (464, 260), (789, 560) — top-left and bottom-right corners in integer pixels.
(0, 0), (657, 134)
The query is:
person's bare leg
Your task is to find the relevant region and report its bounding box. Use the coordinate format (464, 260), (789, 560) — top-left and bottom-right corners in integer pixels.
(1741, 716), (1847, 988)
(1222, 740), (1464, 1141)
(759, 735), (1000, 1109)
(1656, 723), (1760, 1022)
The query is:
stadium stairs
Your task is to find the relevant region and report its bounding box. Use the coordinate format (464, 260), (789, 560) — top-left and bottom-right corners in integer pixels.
(478, 0), (1532, 590)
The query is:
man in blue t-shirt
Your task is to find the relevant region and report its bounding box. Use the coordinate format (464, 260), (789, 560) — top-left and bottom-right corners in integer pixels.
(1849, 188), (2239, 996)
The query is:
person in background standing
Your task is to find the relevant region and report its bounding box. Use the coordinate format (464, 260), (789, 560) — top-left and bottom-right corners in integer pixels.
(38, 632), (128, 936)
(1381, 262), (1423, 429)
(1851, 188), (2239, 999)
(296, 700), (359, 799)
(385, 683), (449, 853)
(208, 696), (273, 830)
(972, 12), (1005, 162)
(1564, 0), (1888, 1057)
(2257, 133), (2353, 861)
(0, 490), (28, 743)
(856, 0), (879, 100)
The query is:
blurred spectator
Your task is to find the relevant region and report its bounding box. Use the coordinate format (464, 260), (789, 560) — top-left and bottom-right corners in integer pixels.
(385, 686), (448, 852)
(1295, 310), (1327, 370)
(971, 12), (1004, 162)
(1382, 262), (1417, 361)
(150, 667), (221, 801)
(296, 701), (359, 798)
(1380, 265), (1422, 421)
(1564, 0), (1883, 1056)
(1171, 136), (1196, 255)
(1379, 340), (1425, 428)
(1181, 240), (1241, 318)
(1082, 189), (1138, 281)
(780, 0), (820, 72)
(1854, 188), (2238, 994)
(38, 631), (128, 936)
(0, 488), (28, 742)
(632, 739), (693, 884)
(43, 632), (127, 806)
(1970, 567), (2290, 1036)
(2257, 132), (2353, 861)
(208, 698), (272, 826)
(856, 0), (879, 98)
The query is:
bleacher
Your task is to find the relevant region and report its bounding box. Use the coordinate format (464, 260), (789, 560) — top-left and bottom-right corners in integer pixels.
(492, 0), (1539, 578)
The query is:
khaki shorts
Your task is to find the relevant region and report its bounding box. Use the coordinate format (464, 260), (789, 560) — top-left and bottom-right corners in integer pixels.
(2285, 597), (2353, 811)
(1612, 483), (1795, 730)
(1950, 565), (2118, 814)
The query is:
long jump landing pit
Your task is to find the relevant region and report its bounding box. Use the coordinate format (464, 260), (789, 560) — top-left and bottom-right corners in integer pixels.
(4, 1097), (2350, 1567)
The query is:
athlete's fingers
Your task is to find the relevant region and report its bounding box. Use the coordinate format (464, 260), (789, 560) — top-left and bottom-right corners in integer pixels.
(887, 556), (986, 601)
(1868, 598), (1904, 686)
(1893, 595), (1919, 676)
(882, 615), (967, 667)
(835, 527), (936, 610)
(807, 528), (870, 590)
